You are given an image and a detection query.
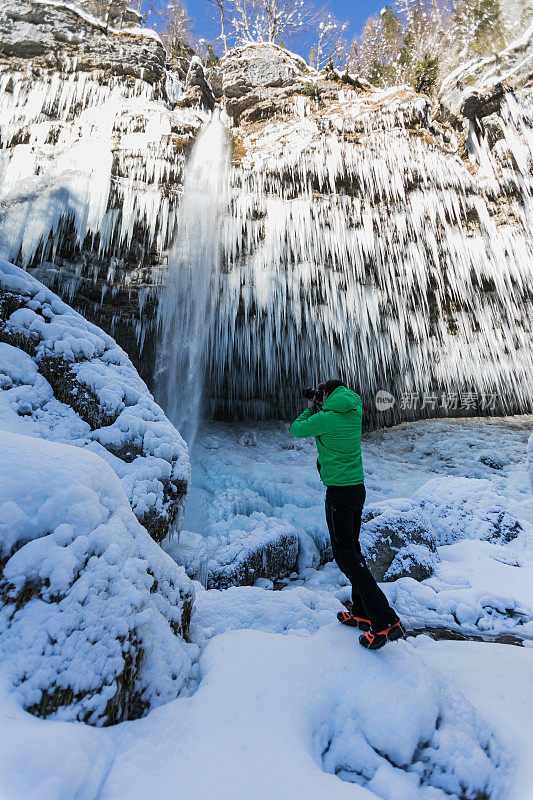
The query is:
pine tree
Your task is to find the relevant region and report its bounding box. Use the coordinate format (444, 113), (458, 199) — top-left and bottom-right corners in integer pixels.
(453, 0), (505, 57)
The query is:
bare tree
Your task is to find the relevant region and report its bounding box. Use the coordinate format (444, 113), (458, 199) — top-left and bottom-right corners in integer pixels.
(133, 0), (157, 25)
(309, 10), (349, 70)
(229, 0), (316, 45)
(206, 0), (229, 53)
(160, 0), (194, 57)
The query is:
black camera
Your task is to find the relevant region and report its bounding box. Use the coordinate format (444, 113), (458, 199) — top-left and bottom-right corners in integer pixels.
(302, 384), (325, 410)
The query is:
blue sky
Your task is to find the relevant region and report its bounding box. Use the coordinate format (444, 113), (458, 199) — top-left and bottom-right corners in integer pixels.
(151, 0), (385, 55)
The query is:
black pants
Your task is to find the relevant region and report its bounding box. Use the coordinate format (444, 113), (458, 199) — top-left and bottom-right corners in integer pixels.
(325, 484), (398, 631)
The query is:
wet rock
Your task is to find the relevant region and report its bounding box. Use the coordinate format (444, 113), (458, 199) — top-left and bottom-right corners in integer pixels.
(167, 55), (192, 84)
(361, 499), (438, 581)
(206, 65), (223, 99)
(461, 84), (508, 121)
(478, 452), (505, 470)
(480, 113), (506, 148)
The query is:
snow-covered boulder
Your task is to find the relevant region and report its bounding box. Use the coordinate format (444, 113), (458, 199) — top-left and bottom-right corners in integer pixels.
(165, 515), (300, 589)
(413, 476), (522, 544)
(361, 498), (439, 581)
(0, 430), (196, 726)
(0, 257), (190, 541)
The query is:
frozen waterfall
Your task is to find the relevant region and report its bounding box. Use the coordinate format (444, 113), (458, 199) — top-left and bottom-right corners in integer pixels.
(0, 53), (532, 427)
(155, 112), (230, 445)
(205, 90), (533, 423)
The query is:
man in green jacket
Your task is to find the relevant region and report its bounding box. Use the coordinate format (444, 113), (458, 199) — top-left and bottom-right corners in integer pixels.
(291, 379), (404, 650)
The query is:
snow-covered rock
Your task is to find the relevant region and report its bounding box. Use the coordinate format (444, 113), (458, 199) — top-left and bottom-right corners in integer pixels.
(437, 23), (533, 128)
(413, 476), (523, 544)
(192, 584), (342, 641)
(0, 257), (190, 541)
(361, 498), (439, 581)
(221, 42), (308, 123)
(387, 537), (533, 638)
(0, 430), (196, 725)
(164, 515), (300, 589)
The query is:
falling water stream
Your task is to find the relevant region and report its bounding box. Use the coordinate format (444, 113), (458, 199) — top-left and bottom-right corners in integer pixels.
(155, 111), (230, 445)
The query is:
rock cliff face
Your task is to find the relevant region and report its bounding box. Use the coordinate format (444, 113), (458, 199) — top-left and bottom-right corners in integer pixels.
(209, 41), (532, 423)
(0, 5), (532, 425)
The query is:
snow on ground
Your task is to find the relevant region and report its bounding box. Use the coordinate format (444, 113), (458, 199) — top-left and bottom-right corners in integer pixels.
(181, 417), (533, 642)
(413, 639), (533, 800)
(100, 625), (505, 800)
(0, 415), (531, 798)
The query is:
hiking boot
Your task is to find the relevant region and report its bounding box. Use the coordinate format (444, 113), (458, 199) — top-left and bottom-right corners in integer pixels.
(337, 610), (371, 632)
(359, 620), (406, 650)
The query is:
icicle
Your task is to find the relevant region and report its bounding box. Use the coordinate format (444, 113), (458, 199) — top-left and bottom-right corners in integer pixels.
(204, 87), (533, 420)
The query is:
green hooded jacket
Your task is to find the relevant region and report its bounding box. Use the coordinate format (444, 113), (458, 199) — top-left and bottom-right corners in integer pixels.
(290, 386), (364, 486)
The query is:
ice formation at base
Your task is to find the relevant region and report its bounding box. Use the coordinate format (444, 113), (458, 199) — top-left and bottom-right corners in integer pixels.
(0, 430), (196, 726)
(184, 419), (533, 639)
